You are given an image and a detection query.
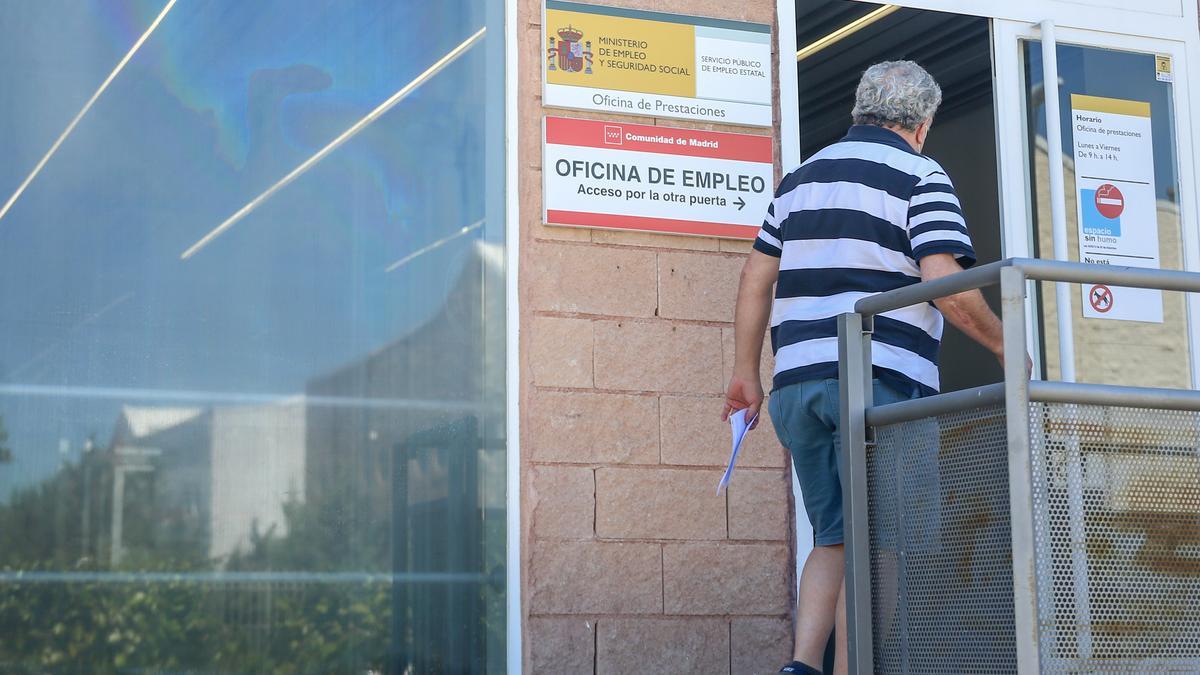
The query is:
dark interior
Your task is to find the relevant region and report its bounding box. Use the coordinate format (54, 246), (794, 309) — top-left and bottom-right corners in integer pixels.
(796, 1), (992, 156)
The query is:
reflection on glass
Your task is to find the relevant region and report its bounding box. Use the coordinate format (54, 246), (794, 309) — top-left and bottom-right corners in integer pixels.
(0, 1), (505, 672)
(1023, 41), (1190, 388)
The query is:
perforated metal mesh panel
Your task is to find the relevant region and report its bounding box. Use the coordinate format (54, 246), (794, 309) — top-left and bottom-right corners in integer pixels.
(1029, 403), (1200, 673)
(869, 404), (1017, 674)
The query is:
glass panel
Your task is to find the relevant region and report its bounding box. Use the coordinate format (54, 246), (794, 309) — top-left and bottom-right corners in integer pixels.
(1023, 41), (1190, 388)
(0, 1), (506, 672)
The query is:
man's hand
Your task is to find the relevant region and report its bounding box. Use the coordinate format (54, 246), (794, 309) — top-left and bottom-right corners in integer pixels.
(997, 350), (1035, 380)
(722, 372), (764, 429)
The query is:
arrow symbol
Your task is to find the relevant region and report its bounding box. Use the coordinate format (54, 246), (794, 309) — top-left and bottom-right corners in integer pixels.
(735, 196), (746, 211)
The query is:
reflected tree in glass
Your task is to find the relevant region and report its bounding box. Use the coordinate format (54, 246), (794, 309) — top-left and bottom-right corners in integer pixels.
(0, 416), (10, 463)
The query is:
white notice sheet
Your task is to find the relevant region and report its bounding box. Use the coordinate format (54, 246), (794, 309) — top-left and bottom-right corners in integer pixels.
(1070, 94), (1163, 323)
(718, 408), (758, 495)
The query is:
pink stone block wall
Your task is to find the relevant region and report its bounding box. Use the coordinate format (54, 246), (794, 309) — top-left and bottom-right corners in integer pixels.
(519, 0), (793, 671)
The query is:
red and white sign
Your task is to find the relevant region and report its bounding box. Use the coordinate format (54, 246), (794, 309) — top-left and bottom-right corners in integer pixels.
(1094, 184), (1124, 219)
(1088, 284), (1114, 313)
(543, 116), (773, 239)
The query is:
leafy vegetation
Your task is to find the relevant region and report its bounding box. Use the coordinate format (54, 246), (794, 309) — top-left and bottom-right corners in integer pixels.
(0, 481), (396, 673)
(0, 424), (502, 673)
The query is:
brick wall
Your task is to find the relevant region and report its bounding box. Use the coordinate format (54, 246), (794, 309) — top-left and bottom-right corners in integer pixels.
(518, 0), (794, 672)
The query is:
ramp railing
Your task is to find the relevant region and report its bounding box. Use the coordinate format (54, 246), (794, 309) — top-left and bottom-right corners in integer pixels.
(838, 258), (1200, 675)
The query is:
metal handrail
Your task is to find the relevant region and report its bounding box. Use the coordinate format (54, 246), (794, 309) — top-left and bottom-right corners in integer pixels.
(868, 379), (1200, 427)
(1016, 257), (1200, 291)
(1029, 380), (1200, 411)
(839, 257), (1200, 675)
(865, 382), (1005, 427)
(855, 257), (1200, 318)
(854, 258), (1013, 317)
(856, 258), (1200, 428)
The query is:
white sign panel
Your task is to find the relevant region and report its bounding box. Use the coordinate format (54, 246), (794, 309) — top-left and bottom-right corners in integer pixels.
(543, 1), (772, 127)
(543, 116), (773, 239)
(1071, 94), (1163, 323)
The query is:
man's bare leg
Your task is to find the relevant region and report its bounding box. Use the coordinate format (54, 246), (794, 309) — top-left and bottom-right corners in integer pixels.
(792, 543), (844, 669)
(833, 581), (848, 675)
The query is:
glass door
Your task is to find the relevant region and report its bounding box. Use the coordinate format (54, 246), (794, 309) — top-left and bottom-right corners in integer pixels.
(993, 21), (1200, 670)
(994, 21), (1200, 388)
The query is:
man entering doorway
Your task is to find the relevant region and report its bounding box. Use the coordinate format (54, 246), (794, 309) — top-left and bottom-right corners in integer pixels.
(722, 61), (1012, 675)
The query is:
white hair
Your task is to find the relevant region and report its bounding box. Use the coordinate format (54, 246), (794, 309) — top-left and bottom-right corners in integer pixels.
(851, 60), (942, 131)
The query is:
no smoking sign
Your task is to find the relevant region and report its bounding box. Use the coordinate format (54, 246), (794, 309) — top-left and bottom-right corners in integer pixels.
(1095, 184), (1124, 219)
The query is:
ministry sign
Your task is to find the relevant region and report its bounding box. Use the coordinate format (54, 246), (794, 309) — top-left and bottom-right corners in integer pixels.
(543, 116), (773, 239)
(542, 1), (772, 127)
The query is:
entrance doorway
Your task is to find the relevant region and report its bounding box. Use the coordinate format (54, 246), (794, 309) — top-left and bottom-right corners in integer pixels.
(795, 1), (1003, 392)
(786, 1), (1200, 670)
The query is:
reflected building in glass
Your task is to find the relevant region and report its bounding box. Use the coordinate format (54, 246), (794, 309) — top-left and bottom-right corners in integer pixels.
(0, 0), (506, 672)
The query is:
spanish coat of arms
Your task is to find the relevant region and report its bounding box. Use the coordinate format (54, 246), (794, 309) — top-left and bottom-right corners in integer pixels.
(547, 25), (593, 74)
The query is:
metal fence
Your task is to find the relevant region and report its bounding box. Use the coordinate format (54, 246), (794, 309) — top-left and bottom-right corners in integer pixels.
(838, 258), (1200, 674)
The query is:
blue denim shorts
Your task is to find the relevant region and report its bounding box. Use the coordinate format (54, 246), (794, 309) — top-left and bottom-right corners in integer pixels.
(768, 378), (919, 546)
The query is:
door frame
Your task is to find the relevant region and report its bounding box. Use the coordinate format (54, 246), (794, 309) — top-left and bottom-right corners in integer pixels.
(776, 0), (1200, 643)
(779, 0), (1200, 387)
(991, 19), (1200, 389)
(865, 0), (1199, 42)
(991, 24), (1200, 672)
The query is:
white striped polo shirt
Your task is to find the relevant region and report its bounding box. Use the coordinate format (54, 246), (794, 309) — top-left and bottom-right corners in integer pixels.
(753, 125), (975, 397)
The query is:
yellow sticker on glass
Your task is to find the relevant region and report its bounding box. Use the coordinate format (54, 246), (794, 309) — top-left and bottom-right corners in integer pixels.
(1156, 54), (1173, 83)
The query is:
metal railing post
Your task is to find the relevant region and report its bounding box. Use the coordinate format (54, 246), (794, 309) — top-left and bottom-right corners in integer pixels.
(1001, 266), (1042, 674)
(839, 312), (874, 675)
